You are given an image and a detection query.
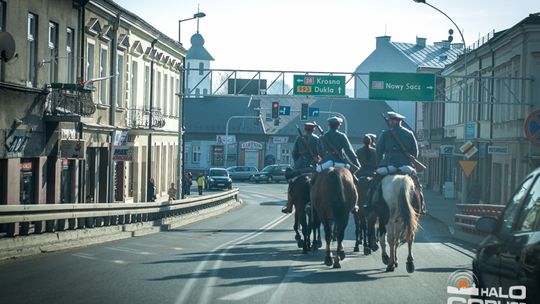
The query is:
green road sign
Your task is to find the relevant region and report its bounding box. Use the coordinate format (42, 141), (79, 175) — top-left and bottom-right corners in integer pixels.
(369, 72), (435, 102)
(294, 75), (346, 96)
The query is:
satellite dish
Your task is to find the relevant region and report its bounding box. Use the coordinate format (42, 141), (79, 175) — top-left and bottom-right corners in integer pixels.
(0, 31), (16, 62)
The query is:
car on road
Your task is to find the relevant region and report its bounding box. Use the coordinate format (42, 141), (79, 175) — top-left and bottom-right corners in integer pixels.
(250, 164), (291, 183)
(226, 166), (259, 182)
(473, 167), (540, 303)
(205, 168), (232, 190)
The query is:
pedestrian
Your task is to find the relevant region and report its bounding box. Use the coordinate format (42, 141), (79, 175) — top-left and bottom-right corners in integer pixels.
(187, 172), (192, 195)
(196, 174), (205, 195)
(168, 183), (177, 201)
(148, 177), (156, 202)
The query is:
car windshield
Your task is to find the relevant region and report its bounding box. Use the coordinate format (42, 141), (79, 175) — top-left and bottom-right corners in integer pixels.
(209, 170), (228, 176)
(261, 166), (273, 172)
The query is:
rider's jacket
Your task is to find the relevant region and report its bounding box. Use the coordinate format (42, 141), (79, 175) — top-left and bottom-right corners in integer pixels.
(356, 145), (377, 176)
(292, 133), (320, 170)
(319, 128), (361, 168)
(376, 123), (418, 167)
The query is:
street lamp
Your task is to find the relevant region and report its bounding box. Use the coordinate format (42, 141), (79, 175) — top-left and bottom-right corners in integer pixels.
(178, 12), (206, 45)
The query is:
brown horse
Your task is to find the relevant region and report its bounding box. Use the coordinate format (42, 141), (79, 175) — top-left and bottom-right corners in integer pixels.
(379, 174), (420, 272)
(353, 176), (379, 255)
(288, 174), (320, 253)
(311, 167), (358, 268)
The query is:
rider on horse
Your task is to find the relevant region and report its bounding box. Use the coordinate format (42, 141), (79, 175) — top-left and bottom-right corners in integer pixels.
(282, 122), (321, 214)
(355, 134), (378, 178)
(374, 111), (426, 215)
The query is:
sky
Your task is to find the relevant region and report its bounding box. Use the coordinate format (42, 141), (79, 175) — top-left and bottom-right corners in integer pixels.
(114, 0), (539, 73)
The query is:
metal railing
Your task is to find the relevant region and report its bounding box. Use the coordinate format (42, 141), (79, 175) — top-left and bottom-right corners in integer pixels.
(0, 189), (239, 238)
(45, 83), (96, 116)
(129, 107), (166, 128)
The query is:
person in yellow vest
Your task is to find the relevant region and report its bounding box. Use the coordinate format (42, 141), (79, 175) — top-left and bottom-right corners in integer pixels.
(196, 174), (206, 195)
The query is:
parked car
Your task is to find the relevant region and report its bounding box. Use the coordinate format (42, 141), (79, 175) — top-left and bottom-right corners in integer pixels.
(250, 164), (291, 183)
(473, 167), (540, 303)
(205, 168), (232, 190)
(226, 166), (259, 182)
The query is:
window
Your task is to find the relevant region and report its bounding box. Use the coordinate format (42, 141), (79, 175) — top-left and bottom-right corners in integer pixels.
(66, 28), (75, 82)
(117, 53), (124, 107)
(199, 62), (204, 75)
(48, 21), (58, 83)
(157, 71), (162, 110)
(130, 60), (138, 109)
(500, 175), (535, 234)
(144, 65), (150, 109)
(516, 177), (540, 232)
(27, 13), (38, 87)
(170, 76), (175, 116)
(99, 46), (108, 104)
(163, 74), (168, 115)
(192, 145), (200, 163)
(86, 41), (95, 84)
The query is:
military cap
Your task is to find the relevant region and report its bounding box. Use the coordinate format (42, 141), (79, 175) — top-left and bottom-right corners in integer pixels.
(386, 111), (405, 120)
(304, 122), (316, 130)
(327, 116), (343, 124)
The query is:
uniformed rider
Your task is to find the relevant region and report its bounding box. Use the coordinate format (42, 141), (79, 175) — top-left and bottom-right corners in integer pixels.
(282, 122), (320, 214)
(376, 111), (426, 214)
(318, 116), (361, 174)
(356, 133), (378, 178)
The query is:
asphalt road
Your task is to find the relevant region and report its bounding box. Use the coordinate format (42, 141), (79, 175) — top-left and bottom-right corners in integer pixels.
(0, 182), (474, 304)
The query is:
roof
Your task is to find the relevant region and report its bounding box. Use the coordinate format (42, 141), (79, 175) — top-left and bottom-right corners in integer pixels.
(184, 96), (394, 143)
(186, 33), (214, 61)
(391, 41), (462, 69)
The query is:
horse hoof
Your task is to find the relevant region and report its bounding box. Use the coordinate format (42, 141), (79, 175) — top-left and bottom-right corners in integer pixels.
(337, 250), (345, 260)
(395, 262), (398, 268)
(363, 247), (371, 256)
(297, 239), (304, 248)
(371, 243), (379, 252)
(382, 254), (390, 265)
(354, 246), (359, 253)
(324, 256), (333, 266)
(312, 242), (318, 251)
(386, 264), (395, 272)
(333, 261), (341, 269)
(295, 234), (301, 241)
(406, 261), (415, 273)
(317, 240), (323, 248)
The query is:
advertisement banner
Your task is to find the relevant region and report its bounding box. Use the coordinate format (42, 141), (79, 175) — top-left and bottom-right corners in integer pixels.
(112, 143), (134, 161)
(59, 140), (85, 159)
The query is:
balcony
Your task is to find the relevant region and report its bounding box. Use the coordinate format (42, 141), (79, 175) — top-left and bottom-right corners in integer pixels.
(44, 83), (96, 121)
(129, 107), (166, 129)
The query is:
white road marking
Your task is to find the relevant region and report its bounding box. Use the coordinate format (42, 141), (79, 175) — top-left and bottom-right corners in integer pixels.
(175, 214), (291, 304)
(219, 285), (274, 301)
(105, 246), (152, 255)
(72, 253), (97, 260)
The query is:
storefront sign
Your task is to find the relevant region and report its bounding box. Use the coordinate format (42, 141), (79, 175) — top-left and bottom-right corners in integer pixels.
(241, 141), (263, 150)
(440, 145), (454, 155)
(59, 140), (85, 159)
(217, 135), (236, 145)
(113, 130), (129, 146)
(60, 128), (77, 139)
(421, 149), (439, 158)
(487, 145), (509, 155)
(272, 136), (288, 144)
(21, 162), (33, 171)
(112, 143), (134, 161)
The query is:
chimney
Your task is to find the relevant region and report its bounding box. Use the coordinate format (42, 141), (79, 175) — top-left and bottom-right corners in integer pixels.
(416, 37), (426, 48)
(434, 40), (450, 49)
(376, 36), (391, 49)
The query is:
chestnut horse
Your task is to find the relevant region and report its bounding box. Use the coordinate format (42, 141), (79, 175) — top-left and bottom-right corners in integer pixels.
(353, 176), (379, 255)
(379, 174), (420, 273)
(288, 174), (320, 253)
(311, 167), (358, 268)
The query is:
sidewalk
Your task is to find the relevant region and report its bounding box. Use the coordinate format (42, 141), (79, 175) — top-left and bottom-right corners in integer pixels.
(423, 189), (460, 235)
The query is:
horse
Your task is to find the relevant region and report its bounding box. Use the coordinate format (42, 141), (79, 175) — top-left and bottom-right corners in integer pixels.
(378, 174), (421, 273)
(353, 175), (380, 255)
(288, 174), (319, 253)
(311, 167), (358, 268)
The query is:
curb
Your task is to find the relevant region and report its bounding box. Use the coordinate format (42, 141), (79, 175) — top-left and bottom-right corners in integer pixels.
(0, 199), (242, 261)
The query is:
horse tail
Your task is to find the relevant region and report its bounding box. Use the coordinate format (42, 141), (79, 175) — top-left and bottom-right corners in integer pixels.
(330, 169), (346, 221)
(399, 177), (419, 241)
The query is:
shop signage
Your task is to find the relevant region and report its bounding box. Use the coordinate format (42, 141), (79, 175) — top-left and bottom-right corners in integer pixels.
(440, 145), (454, 155)
(112, 143), (134, 161)
(241, 141), (263, 150)
(487, 145), (509, 155)
(421, 149), (439, 158)
(59, 140), (85, 159)
(217, 135), (236, 145)
(272, 136), (288, 144)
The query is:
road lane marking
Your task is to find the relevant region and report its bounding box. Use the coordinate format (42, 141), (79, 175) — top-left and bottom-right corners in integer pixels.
(72, 253), (96, 260)
(175, 214), (291, 304)
(105, 246), (152, 255)
(219, 285), (274, 301)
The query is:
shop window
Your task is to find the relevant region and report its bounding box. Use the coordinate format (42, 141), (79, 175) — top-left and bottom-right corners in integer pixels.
(20, 159), (35, 204)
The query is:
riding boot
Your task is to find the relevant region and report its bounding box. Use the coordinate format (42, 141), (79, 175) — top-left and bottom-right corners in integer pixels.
(282, 182), (294, 213)
(411, 175), (426, 215)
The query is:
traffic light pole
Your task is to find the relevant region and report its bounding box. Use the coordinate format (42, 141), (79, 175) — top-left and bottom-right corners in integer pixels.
(224, 115), (265, 168)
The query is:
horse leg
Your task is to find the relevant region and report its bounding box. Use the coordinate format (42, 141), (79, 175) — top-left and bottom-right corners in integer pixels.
(406, 235), (415, 273)
(323, 221), (333, 266)
(380, 222), (389, 266)
(300, 209), (309, 254)
(294, 212), (302, 245)
(353, 210), (361, 252)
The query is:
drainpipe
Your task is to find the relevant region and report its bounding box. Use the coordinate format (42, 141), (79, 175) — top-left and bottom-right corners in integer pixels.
(107, 12), (120, 203)
(146, 38), (158, 202)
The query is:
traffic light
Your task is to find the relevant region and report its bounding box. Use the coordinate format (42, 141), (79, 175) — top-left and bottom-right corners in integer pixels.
(301, 103), (308, 121)
(271, 101), (279, 119)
